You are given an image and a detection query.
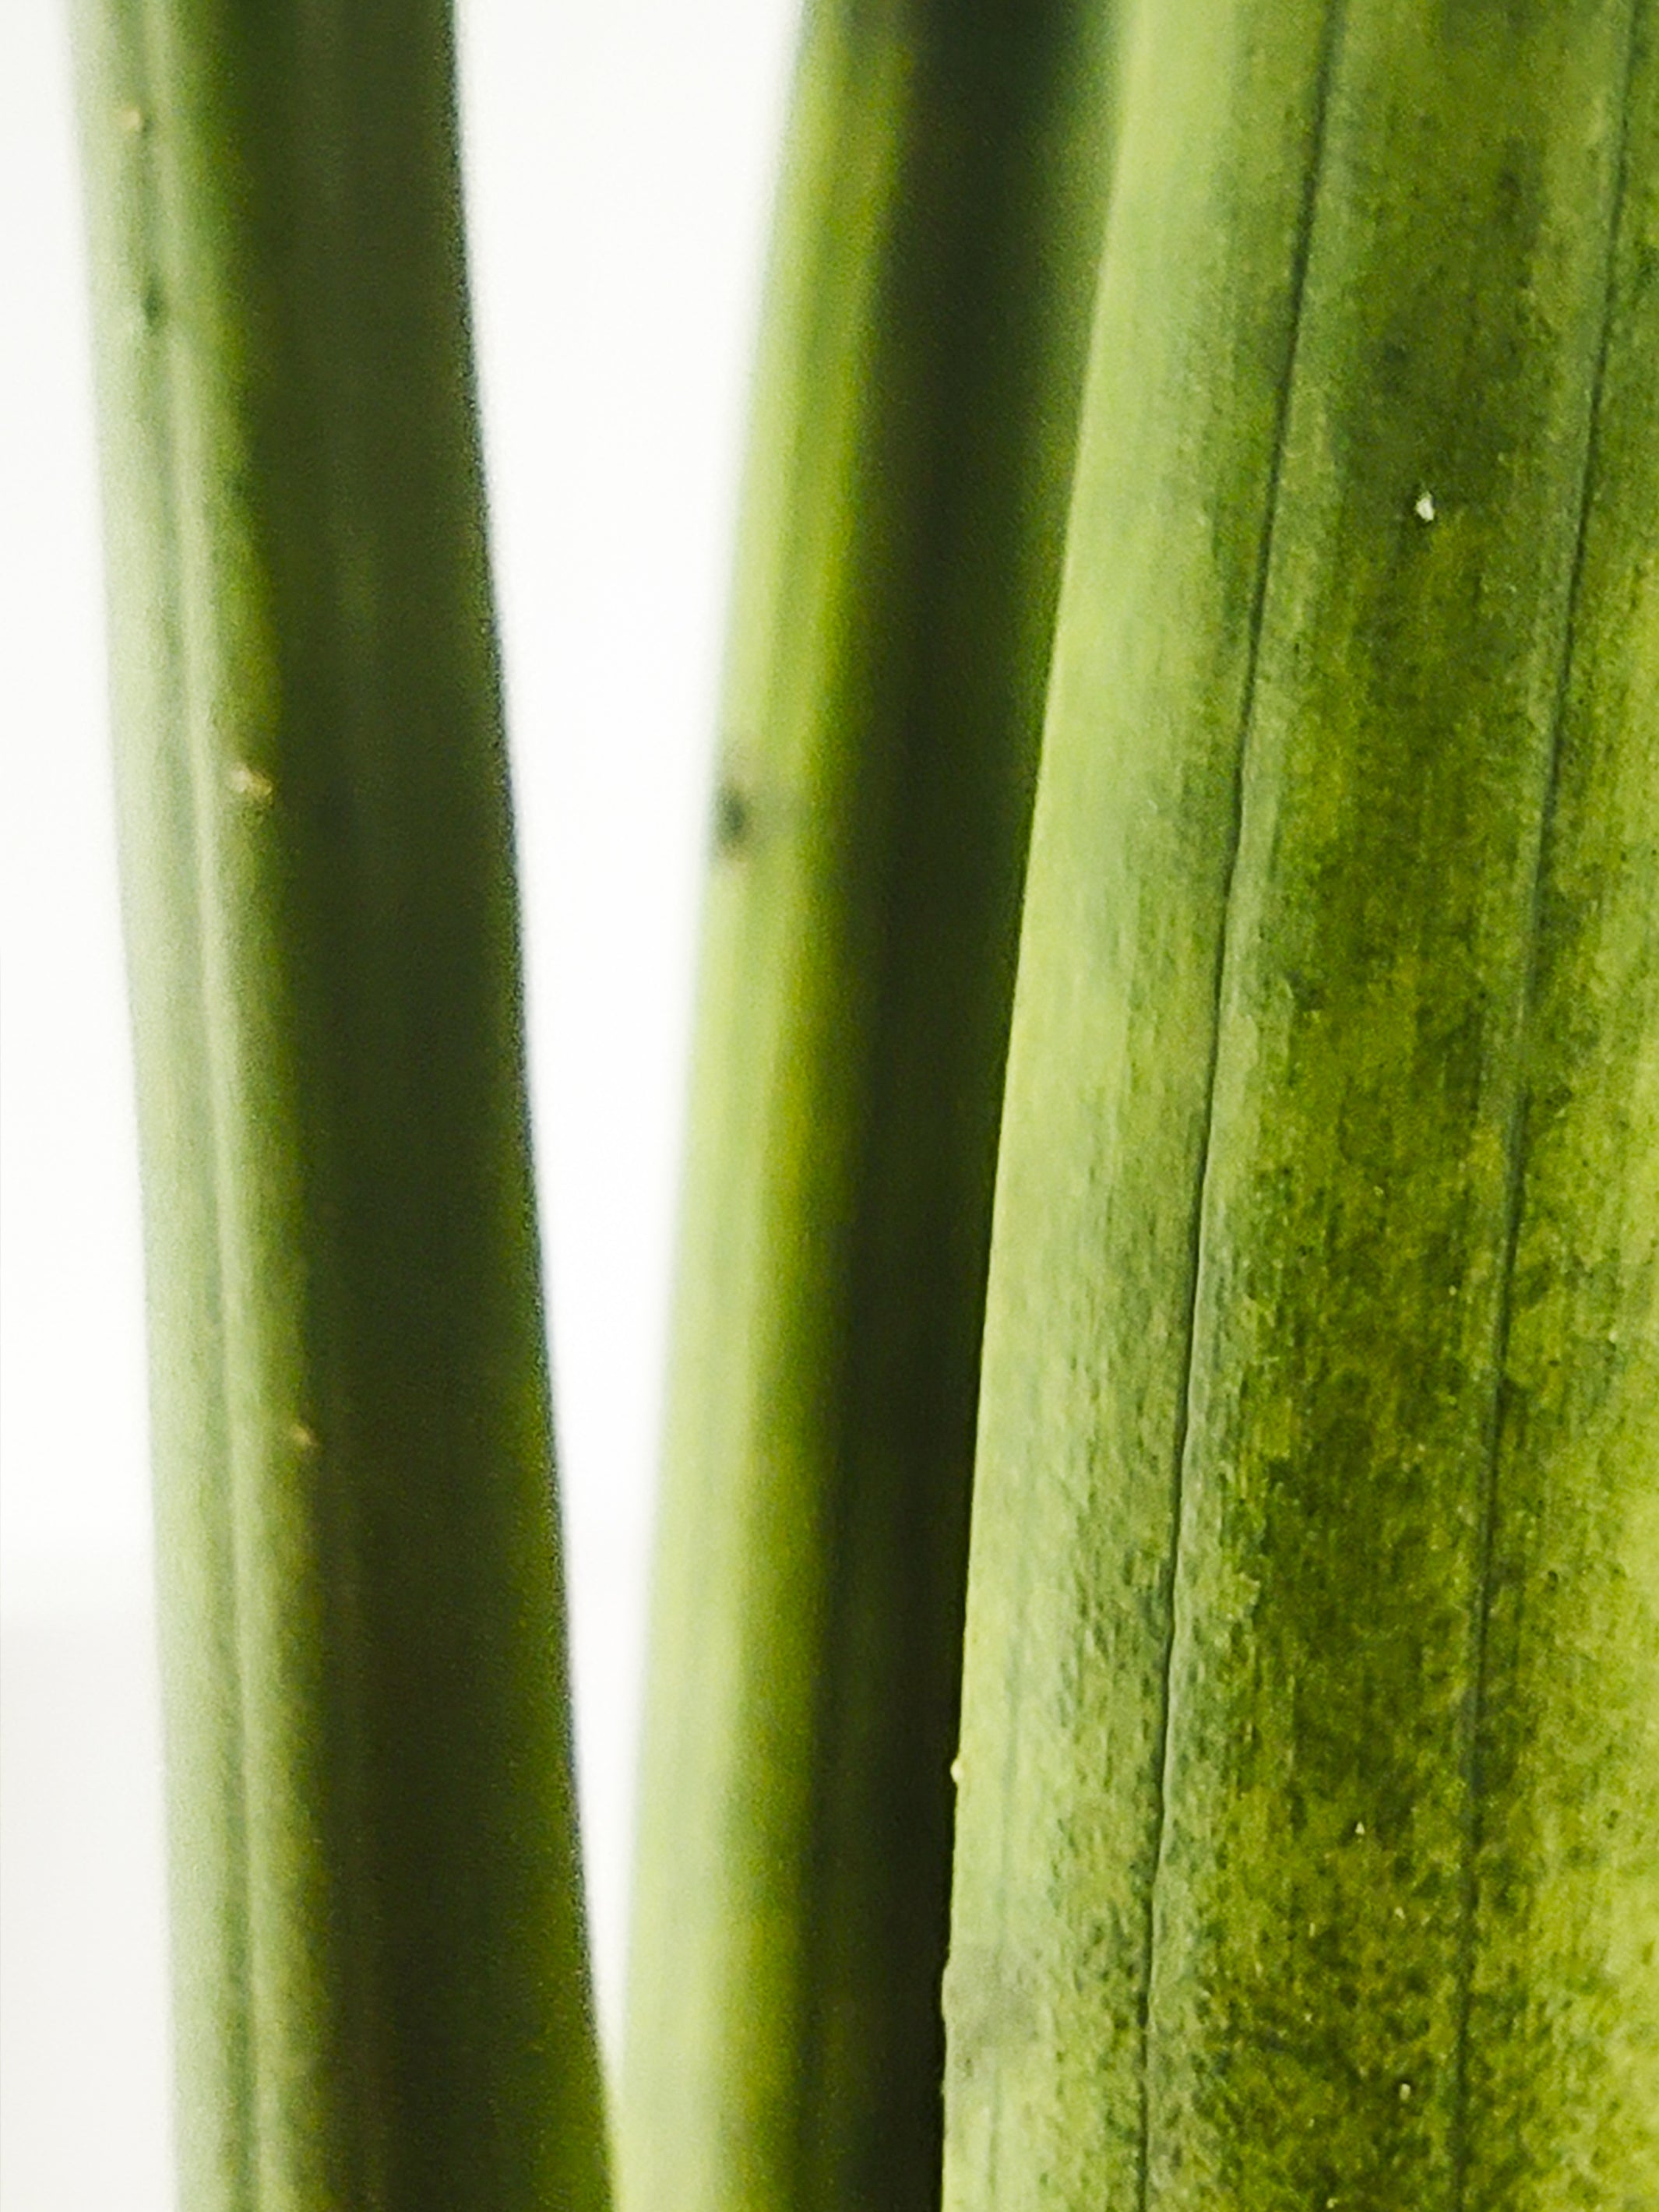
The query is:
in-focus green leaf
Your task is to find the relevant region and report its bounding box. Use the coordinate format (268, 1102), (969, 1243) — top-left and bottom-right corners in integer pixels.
(945, 2), (1656, 2206)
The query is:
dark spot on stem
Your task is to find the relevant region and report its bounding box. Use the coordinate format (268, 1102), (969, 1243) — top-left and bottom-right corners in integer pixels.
(713, 775), (752, 857)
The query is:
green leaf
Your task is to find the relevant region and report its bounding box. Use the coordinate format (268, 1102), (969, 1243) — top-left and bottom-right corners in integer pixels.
(946, 0), (1657, 2204)
(72, 2), (611, 2206)
(622, 5), (1129, 2210)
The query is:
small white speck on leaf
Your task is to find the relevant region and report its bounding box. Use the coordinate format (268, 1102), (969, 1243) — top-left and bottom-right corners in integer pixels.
(1414, 490), (1436, 523)
(1393, 1904), (1407, 1921)
(1354, 1820), (1366, 1837)
(1398, 2080), (1413, 2101)
(230, 761), (274, 805)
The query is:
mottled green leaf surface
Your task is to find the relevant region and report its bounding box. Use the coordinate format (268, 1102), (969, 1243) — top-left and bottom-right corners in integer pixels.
(622, 5), (1127, 2212)
(945, 0), (1655, 2207)
(72, 2), (610, 2208)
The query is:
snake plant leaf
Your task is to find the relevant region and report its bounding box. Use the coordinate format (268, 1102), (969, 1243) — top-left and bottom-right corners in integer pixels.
(945, 0), (1655, 2206)
(622, 5), (1129, 2211)
(72, 2), (611, 2208)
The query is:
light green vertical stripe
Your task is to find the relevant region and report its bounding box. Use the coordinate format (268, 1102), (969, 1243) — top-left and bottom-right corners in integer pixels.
(944, 0), (1341, 2199)
(72, 7), (252, 2207)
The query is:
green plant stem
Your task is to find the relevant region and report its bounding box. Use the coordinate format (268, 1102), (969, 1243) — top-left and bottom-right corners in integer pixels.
(621, 5), (1127, 2211)
(72, 2), (611, 2208)
(945, 0), (1656, 2205)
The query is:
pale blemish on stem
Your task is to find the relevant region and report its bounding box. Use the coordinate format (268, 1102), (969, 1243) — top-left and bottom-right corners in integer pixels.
(228, 762), (274, 805)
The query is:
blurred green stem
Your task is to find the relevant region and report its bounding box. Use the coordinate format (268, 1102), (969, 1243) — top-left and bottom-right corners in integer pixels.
(622, 5), (1128, 2210)
(72, 1), (611, 2207)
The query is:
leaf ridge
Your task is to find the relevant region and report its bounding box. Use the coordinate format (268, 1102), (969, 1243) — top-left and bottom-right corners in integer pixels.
(1446, 13), (1643, 2204)
(1132, 0), (1352, 2200)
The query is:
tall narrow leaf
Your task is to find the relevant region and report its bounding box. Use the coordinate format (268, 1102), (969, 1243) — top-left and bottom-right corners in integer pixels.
(622, 5), (1128, 2210)
(946, 0), (1655, 2205)
(72, 2), (611, 2207)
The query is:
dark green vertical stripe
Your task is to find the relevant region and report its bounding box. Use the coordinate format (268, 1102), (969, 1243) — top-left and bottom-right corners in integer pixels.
(1133, 5), (1351, 2200)
(1461, 12), (1657, 2201)
(1146, 5), (1639, 2197)
(1448, 12), (1640, 2195)
(623, 5), (1128, 2211)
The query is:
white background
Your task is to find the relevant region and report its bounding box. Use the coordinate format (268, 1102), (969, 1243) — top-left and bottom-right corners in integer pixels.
(0, 0), (798, 2202)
